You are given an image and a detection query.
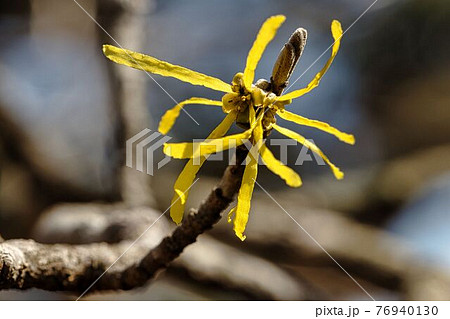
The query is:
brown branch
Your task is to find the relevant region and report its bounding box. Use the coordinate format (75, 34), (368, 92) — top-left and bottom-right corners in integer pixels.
(0, 147), (248, 293)
(98, 146), (249, 291)
(30, 198), (317, 300)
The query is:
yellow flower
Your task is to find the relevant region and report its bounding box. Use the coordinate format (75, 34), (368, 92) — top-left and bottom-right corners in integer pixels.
(103, 15), (355, 241)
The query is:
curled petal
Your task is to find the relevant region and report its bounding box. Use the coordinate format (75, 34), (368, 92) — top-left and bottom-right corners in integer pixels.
(277, 110), (355, 145)
(243, 15), (286, 89)
(103, 45), (232, 93)
(164, 118), (260, 159)
(278, 20), (343, 101)
(272, 124), (344, 180)
(259, 144), (302, 187)
(169, 112), (236, 224)
(159, 97), (222, 135)
(164, 129), (252, 159)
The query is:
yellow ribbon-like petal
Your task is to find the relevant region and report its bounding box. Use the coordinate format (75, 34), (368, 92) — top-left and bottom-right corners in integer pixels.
(277, 110), (355, 145)
(169, 112), (237, 224)
(259, 144), (302, 187)
(103, 44), (232, 93)
(249, 103), (257, 125)
(278, 20), (343, 101)
(243, 15), (286, 89)
(272, 124), (344, 179)
(233, 117), (264, 240)
(158, 97), (222, 135)
(164, 128), (252, 159)
(233, 158), (258, 241)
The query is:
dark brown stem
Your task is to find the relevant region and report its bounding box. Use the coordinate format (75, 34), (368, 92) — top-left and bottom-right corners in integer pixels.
(101, 145), (249, 290)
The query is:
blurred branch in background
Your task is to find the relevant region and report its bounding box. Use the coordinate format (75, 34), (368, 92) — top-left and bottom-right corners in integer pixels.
(97, 0), (157, 207)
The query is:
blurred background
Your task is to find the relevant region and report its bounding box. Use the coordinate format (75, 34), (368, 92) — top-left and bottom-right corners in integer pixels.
(0, 0), (449, 300)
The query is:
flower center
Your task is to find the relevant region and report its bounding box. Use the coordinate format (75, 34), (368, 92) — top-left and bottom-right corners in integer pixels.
(221, 72), (291, 131)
